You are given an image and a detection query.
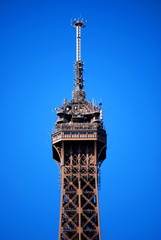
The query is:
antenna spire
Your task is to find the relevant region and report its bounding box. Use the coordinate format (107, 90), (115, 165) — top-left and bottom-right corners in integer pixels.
(72, 19), (86, 102)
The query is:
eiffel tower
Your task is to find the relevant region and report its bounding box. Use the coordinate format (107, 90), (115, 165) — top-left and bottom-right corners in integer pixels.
(52, 19), (107, 240)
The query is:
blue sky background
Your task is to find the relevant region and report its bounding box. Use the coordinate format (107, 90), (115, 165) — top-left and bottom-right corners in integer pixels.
(0, 0), (161, 239)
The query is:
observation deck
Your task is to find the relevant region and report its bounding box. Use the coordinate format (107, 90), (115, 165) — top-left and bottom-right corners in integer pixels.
(52, 124), (106, 144)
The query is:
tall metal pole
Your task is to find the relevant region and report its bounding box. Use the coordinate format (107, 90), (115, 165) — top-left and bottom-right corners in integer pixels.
(72, 19), (85, 62)
(76, 25), (81, 61)
(72, 19), (86, 102)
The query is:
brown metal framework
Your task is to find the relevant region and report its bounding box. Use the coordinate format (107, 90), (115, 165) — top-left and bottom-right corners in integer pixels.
(52, 19), (107, 240)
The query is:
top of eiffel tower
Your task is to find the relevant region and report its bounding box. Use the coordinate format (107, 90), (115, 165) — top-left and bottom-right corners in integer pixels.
(54, 19), (104, 132)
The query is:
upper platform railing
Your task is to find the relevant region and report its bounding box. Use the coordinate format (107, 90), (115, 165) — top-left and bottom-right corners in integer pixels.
(54, 122), (101, 131)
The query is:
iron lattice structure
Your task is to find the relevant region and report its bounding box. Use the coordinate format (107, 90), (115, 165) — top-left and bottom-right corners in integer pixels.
(52, 19), (107, 240)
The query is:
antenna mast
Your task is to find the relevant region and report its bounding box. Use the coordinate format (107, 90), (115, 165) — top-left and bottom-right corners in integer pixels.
(72, 19), (86, 102)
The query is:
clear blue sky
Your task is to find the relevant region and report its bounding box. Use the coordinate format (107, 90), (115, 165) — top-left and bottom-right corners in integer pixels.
(0, 0), (161, 239)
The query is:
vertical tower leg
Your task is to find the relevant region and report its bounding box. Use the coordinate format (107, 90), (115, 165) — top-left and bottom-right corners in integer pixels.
(59, 141), (101, 240)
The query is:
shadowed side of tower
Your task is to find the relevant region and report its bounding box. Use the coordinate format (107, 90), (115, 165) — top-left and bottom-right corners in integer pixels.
(52, 19), (107, 240)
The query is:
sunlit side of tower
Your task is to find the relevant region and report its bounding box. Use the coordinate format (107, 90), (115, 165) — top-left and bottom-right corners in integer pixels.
(52, 19), (107, 240)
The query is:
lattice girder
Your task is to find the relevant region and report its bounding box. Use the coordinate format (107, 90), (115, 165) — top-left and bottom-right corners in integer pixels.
(56, 141), (102, 240)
